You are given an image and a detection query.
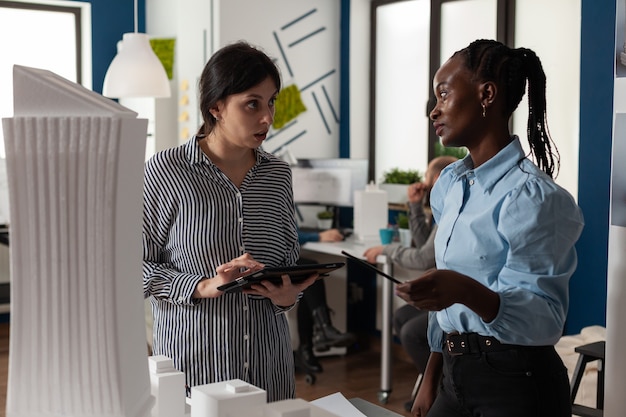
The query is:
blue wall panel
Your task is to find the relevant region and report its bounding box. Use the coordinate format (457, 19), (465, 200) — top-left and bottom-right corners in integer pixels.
(567, 0), (615, 334)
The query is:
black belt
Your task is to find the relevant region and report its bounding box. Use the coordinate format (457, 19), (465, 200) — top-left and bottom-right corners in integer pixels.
(445, 332), (515, 356)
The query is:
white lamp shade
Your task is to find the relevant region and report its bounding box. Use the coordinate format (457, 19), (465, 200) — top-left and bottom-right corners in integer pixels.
(103, 33), (171, 98)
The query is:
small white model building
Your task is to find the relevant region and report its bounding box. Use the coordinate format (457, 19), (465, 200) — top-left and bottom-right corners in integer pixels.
(190, 378), (266, 417)
(186, 378), (340, 417)
(149, 356), (186, 417)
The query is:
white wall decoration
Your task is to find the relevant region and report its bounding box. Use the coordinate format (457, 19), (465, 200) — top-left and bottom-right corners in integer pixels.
(220, 0), (341, 159)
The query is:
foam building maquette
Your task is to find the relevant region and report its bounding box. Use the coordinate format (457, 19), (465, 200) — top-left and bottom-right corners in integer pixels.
(183, 377), (340, 417)
(2, 65), (152, 417)
(146, 359), (344, 417)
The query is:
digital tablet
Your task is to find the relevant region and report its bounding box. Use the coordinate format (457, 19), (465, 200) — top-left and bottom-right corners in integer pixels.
(217, 262), (346, 293)
(340, 250), (402, 284)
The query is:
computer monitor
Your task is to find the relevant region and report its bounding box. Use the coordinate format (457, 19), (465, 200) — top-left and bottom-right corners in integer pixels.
(291, 158), (368, 207)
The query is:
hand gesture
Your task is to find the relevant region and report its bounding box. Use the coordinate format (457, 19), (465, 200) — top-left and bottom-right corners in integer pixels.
(193, 253), (264, 299)
(363, 246), (384, 263)
(408, 182), (430, 204)
(319, 229), (344, 242)
(395, 269), (499, 322)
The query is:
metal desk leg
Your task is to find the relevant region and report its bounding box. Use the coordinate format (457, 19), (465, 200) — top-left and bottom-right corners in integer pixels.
(377, 262), (394, 404)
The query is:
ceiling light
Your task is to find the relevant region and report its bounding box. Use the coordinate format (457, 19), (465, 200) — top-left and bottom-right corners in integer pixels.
(102, 0), (171, 98)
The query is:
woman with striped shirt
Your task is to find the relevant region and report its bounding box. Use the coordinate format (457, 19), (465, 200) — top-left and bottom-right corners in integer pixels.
(142, 41), (318, 401)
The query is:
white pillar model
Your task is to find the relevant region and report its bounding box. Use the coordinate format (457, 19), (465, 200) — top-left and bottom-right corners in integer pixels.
(190, 379), (266, 417)
(2, 65), (153, 417)
(189, 379), (341, 417)
(148, 356), (186, 417)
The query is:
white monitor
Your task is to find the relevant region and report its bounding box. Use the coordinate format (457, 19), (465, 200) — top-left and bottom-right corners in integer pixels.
(291, 158), (368, 207)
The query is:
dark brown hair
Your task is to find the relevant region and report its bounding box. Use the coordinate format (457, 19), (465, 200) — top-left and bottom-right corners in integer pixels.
(197, 41), (281, 136)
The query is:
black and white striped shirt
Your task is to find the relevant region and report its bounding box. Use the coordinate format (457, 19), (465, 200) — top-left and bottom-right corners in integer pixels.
(142, 136), (300, 401)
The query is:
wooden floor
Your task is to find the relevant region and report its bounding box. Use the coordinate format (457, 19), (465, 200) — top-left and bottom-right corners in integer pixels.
(0, 323), (418, 416)
(295, 341), (419, 416)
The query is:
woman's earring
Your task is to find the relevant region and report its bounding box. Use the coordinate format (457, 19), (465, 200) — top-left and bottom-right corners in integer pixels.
(481, 104), (486, 118)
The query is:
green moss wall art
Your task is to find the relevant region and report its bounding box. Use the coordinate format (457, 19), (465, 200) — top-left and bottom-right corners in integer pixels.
(149, 38), (176, 80)
(273, 84), (307, 129)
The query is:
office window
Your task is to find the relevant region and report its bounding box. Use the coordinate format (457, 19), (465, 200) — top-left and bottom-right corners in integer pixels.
(371, 0), (431, 182)
(0, 0), (90, 159)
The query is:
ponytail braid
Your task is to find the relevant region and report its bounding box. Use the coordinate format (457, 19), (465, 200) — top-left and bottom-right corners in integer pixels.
(454, 40), (560, 178)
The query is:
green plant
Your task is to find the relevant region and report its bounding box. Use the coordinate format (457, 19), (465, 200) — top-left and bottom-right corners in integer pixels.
(395, 212), (409, 229)
(316, 210), (334, 220)
(381, 168), (422, 185)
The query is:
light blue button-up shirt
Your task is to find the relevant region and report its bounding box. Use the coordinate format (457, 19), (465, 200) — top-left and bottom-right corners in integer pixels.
(427, 138), (584, 351)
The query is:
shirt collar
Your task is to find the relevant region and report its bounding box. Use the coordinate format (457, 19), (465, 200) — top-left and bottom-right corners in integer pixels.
(450, 136), (525, 191)
(184, 135), (273, 166)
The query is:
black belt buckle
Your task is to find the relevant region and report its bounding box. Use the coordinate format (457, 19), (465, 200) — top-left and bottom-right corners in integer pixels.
(446, 333), (469, 356)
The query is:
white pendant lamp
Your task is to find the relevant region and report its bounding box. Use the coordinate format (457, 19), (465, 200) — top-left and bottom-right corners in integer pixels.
(102, 0), (171, 98)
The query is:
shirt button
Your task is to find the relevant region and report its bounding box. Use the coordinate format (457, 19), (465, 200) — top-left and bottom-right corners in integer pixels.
(177, 296), (184, 303)
(469, 179), (475, 186)
(243, 305), (248, 311)
(244, 334), (249, 340)
(238, 217), (243, 223)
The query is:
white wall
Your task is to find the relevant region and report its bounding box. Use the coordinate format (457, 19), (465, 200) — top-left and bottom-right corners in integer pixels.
(147, 0), (209, 152)
(220, 0), (342, 159)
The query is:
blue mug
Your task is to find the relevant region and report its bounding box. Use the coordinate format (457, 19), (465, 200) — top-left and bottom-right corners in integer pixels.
(379, 228), (394, 244)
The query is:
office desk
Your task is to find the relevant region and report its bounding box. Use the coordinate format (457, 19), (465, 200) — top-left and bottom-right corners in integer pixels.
(302, 237), (396, 404)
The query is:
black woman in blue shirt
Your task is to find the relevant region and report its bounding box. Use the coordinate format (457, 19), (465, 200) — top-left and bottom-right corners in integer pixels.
(396, 40), (584, 417)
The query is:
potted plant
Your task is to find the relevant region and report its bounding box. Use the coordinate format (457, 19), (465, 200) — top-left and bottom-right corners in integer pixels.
(395, 211), (412, 247)
(379, 168), (423, 204)
(316, 209), (334, 230)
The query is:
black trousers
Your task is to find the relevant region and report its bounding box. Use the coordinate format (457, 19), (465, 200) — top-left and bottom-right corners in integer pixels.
(393, 304), (429, 374)
(428, 344), (571, 417)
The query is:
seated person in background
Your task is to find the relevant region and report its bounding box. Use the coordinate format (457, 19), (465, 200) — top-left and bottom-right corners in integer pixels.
(295, 229), (356, 374)
(363, 156), (457, 410)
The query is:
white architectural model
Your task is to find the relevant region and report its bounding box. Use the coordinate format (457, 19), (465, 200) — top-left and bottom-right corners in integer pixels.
(2, 65), (152, 417)
(148, 356), (186, 417)
(146, 359), (343, 417)
(185, 377), (339, 417)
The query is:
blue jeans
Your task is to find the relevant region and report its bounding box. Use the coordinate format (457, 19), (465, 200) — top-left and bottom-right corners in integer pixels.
(428, 345), (571, 417)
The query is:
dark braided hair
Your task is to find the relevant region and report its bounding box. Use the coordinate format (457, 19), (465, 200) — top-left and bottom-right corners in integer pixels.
(453, 39), (559, 178)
